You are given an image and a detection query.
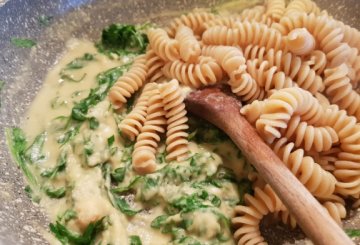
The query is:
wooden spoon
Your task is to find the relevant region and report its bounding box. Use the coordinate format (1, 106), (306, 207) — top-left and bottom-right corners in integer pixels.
(185, 86), (353, 245)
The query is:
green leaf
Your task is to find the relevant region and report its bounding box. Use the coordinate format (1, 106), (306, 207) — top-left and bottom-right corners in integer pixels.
(38, 15), (53, 26)
(25, 132), (46, 164)
(57, 124), (81, 145)
(60, 72), (87, 83)
(50, 216), (107, 245)
(107, 135), (115, 147)
(151, 215), (169, 229)
(88, 117), (99, 130)
(129, 235), (142, 245)
(114, 197), (140, 216)
(57, 209), (77, 223)
(41, 151), (67, 179)
(44, 186), (66, 199)
(111, 167), (126, 183)
(346, 229), (360, 237)
(96, 24), (149, 57)
(5, 128), (38, 187)
(111, 176), (142, 193)
(64, 53), (94, 70)
(11, 38), (36, 48)
(71, 64), (129, 122)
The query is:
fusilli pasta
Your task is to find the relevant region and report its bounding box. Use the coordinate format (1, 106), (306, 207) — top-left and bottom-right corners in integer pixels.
(147, 28), (180, 61)
(175, 25), (201, 63)
(265, 0), (285, 22)
(159, 79), (189, 161)
(109, 54), (148, 109)
(145, 49), (166, 83)
(287, 28), (315, 56)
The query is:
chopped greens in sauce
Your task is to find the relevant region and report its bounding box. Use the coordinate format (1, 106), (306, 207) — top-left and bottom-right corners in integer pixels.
(11, 38), (36, 48)
(7, 23), (255, 245)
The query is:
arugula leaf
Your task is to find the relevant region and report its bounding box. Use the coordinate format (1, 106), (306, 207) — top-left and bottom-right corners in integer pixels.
(111, 167), (126, 183)
(114, 197), (140, 216)
(50, 216), (107, 245)
(41, 151), (67, 179)
(57, 209), (77, 223)
(151, 215), (169, 229)
(25, 132), (46, 164)
(44, 186), (66, 199)
(38, 15), (53, 26)
(96, 24), (148, 56)
(57, 124), (81, 145)
(64, 53), (94, 70)
(88, 117), (99, 130)
(11, 38), (36, 48)
(5, 128), (38, 187)
(130, 235), (142, 245)
(111, 176), (142, 193)
(71, 64), (130, 121)
(60, 72), (87, 83)
(171, 195), (209, 213)
(346, 229), (360, 237)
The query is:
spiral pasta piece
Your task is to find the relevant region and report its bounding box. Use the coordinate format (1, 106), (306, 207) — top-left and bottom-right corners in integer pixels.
(162, 56), (224, 88)
(201, 45), (246, 81)
(306, 147), (340, 171)
(202, 21), (286, 51)
(255, 87), (325, 143)
(159, 79), (189, 161)
(119, 83), (157, 141)
(232, 184), (285, 245)
(147, 28), (180, 61)
(133, 87), (167, 174)
(175, 25), (201, 63)
(240, 100), (267, 124)
(281, 115), (338, 152)
(204, 16), (241, 29)
(286, 28), (315, 56)
(229, 73), (266, 103)
(244, 45), (324, 94)
(284, 0), (320, 16)
(324, 64), (360, 121)
(145, 49), (165, 83)
(346, 48), (360, 86)
(272, 13), (351, 67)
(265, 0), (285, 22)
(271, 137), (337, 197)
(307, 50), (327, 75)
(109, 55), (148, 109)
(246, 59), (295, 91)
(166, 12), (216, 37)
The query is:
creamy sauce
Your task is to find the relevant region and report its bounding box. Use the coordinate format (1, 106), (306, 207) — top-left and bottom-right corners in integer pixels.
(20, 39), (253, 245)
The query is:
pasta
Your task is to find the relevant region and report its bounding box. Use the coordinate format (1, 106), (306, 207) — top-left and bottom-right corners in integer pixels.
(232, 184), (286, 245)
(109, 54), (148, 109)
(265, 0), (285, 22)
(246, 59), (295, 91)
(272, 13), (351, 67)
(286, 28), (315, 56)
(102, 1), (360, 243)
(145, 49), (165, 83)
(202, 21), (286, 51)
(255, 87), (325, 143)
(281, 115), (338, 152)
(284, 0), (320, 16)
(244, 45), (324, 94)
(132, 87), (167, 174)
(162, 56), (224, 88)
(166, 12), (216, 37)
(159, 79), (189, 161)
(271, 137), (337, 198)
(119, 83), (157, 141)
(147, 28), (180, 61)
(175, 25), (201, 63)
(324, 64), (360, 120)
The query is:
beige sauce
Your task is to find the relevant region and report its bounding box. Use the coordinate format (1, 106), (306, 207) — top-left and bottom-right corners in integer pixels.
(21, 39), (251, 245)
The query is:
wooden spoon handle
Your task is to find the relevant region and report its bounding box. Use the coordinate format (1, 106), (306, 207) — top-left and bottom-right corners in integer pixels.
(185, 87), (353, 245)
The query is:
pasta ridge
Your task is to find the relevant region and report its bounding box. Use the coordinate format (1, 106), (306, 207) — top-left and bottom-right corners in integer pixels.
(175, 25), (201, 63)
(147, 28), (180, 61)
(109, 54), (148, 109)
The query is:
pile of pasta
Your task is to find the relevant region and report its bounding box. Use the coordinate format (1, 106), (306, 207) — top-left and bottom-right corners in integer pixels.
(108, 0), (360, 243)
